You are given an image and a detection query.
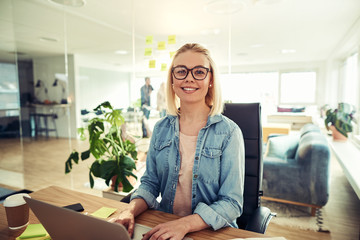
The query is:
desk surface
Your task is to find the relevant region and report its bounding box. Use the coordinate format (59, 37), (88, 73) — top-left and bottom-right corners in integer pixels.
(0, 186), (269, 240)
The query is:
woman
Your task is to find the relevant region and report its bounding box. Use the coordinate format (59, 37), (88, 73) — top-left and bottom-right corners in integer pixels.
(113, 43), (245, 240)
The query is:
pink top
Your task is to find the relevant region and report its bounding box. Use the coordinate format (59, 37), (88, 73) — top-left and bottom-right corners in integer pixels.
(173, 132), (197, 216)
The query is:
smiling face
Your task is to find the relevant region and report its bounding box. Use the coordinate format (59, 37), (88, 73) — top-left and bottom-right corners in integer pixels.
(172, 50), (212, 106)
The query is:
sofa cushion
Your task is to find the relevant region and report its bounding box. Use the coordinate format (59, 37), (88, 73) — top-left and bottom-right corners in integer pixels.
(265, 135), (299, 159)
(300, 123), (320, 137)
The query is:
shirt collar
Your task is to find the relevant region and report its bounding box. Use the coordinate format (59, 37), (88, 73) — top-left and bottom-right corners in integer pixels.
(167, 114), (222, 128)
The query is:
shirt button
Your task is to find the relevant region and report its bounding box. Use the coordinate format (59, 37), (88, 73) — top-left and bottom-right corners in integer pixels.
(195, 156), (199, 160)
(194, 174), (198, 179)
(173, 184), (176, 189)
(192, 194), (196, 198)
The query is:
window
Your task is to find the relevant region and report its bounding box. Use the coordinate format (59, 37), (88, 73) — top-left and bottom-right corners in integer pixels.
(221, 72), (278, 119)
(279, 71), (317, 104)
(340, 53), (358, 107)
(340, 53), (359, 139)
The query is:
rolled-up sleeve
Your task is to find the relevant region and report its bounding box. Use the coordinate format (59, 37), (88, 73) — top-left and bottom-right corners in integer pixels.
(194, 126), (245, 230)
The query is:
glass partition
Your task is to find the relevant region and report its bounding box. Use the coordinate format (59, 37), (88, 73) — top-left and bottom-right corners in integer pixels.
(1, 0), (237, 196)
(0, 0), (24, 190)
(0, 0), (282, 196)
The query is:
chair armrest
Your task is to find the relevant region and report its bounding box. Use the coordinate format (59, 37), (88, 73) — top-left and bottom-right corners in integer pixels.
(245, 206), (275, 234)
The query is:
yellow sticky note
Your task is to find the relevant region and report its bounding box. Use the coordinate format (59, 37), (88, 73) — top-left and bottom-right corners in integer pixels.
(144, 48), (152, 56)
(149, 60), (156, 68)
(17, 224), (49, 239)
(161, 63), (167, 71)
(146, 36), (153, 45)
(170, 51), (176, 59)
(168, 35), (176, 44)
(91, 207), (117, 219)
(158, 41), (166, 50)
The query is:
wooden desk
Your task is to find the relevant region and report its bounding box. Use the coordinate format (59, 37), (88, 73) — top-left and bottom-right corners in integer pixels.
(0, 186), (270, 239)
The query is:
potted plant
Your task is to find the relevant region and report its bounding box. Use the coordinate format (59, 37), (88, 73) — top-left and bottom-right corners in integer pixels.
(324, 102), (356, 139)
(65, 101), (138, 192)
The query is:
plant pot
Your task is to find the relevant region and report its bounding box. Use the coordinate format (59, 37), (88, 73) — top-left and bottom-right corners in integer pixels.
(111, 176), (123, 190)
(329, 125), (347, 141)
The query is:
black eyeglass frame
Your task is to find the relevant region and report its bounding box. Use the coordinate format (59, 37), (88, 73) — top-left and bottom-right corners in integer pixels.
(171, 65), (212, 81)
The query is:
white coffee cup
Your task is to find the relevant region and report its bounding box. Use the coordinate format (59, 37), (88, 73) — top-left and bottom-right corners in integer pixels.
(3, 193), (31, 230)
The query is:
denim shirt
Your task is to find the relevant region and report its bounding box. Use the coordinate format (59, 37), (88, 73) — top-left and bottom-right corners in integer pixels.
(131, 114), (245, 230)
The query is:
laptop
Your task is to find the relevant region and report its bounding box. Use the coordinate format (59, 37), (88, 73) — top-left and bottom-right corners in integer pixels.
(24, 197), (151, 240)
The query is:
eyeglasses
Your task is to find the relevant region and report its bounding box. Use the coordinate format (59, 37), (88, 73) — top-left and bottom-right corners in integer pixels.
(172, 65), (211, 81)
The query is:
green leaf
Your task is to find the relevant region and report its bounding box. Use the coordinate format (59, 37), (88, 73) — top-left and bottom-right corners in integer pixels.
(121, 177), (134, 193)
(77, 128), (86, 141)
(81, 150), (90, 160)
(120, 155), (136, 170)
(64, 151), (79, 174)
(89, 171), (94, 188)
(90, 160), (102, 177)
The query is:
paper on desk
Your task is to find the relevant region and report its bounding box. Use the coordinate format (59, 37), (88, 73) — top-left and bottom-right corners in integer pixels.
(91, 207), (117, 218)
(16, 224), (50, 239)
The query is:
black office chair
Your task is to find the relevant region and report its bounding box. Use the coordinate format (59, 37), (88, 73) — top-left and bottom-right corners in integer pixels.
(223, 103), (274, 234)
(122, 102), (273, 233)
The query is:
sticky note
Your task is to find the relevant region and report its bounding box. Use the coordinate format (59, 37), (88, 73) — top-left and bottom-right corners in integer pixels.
(168, 35), (176, 44)
(17, 224), (49, 239)
(161, 63), (167, 71)
(146, 36), (153, 45)
(158, 41), (166, 50)
(91, 207), (117, 219)
(149, 60), (156, 68)
(170, 51), (176, 58)
(144, 48), (152, 56)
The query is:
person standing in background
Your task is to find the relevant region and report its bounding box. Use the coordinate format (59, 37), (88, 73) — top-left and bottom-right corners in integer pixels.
(140, 77), (153, 138)
(157, 82), (166, 118)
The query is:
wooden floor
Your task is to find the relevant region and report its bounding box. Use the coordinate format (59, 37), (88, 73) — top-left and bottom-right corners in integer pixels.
(0, 137), (359, 240)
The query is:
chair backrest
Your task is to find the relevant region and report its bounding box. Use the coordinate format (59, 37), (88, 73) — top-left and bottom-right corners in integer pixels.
(222, 103), (263, 229)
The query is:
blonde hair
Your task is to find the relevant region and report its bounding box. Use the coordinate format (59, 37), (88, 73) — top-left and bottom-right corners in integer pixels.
(166, 43), (223, 116)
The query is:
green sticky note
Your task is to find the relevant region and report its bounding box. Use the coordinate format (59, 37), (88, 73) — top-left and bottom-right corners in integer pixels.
(161, 63), (167, 71)
(168, 35), (176, 44)
(91, 207), (117, 219)
(158, 41), (166, 50)
(149, 60), (156, 68)
(144, 48), (152, 56)
(17, 224), (48, 239)
(146, 36), (153, 45)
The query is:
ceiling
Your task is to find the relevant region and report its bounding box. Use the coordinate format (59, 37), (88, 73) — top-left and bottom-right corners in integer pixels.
(1, 0), (360, 73)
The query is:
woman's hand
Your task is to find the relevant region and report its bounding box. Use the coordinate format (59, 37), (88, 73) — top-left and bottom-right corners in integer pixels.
(142, 214), (208, 240)
(142, 219), (188, 240)
(109, 198), (149, 238)
(109, 209), (136, 237)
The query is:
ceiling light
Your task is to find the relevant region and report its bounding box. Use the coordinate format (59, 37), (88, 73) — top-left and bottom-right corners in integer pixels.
(204, 0), (246, 15)
(49, 0), (86, 7)
(39, 37), (58, 42)
(281, 49), (296, 54)
(114, 50), (128, 55)
(255, 0), (284, 5)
